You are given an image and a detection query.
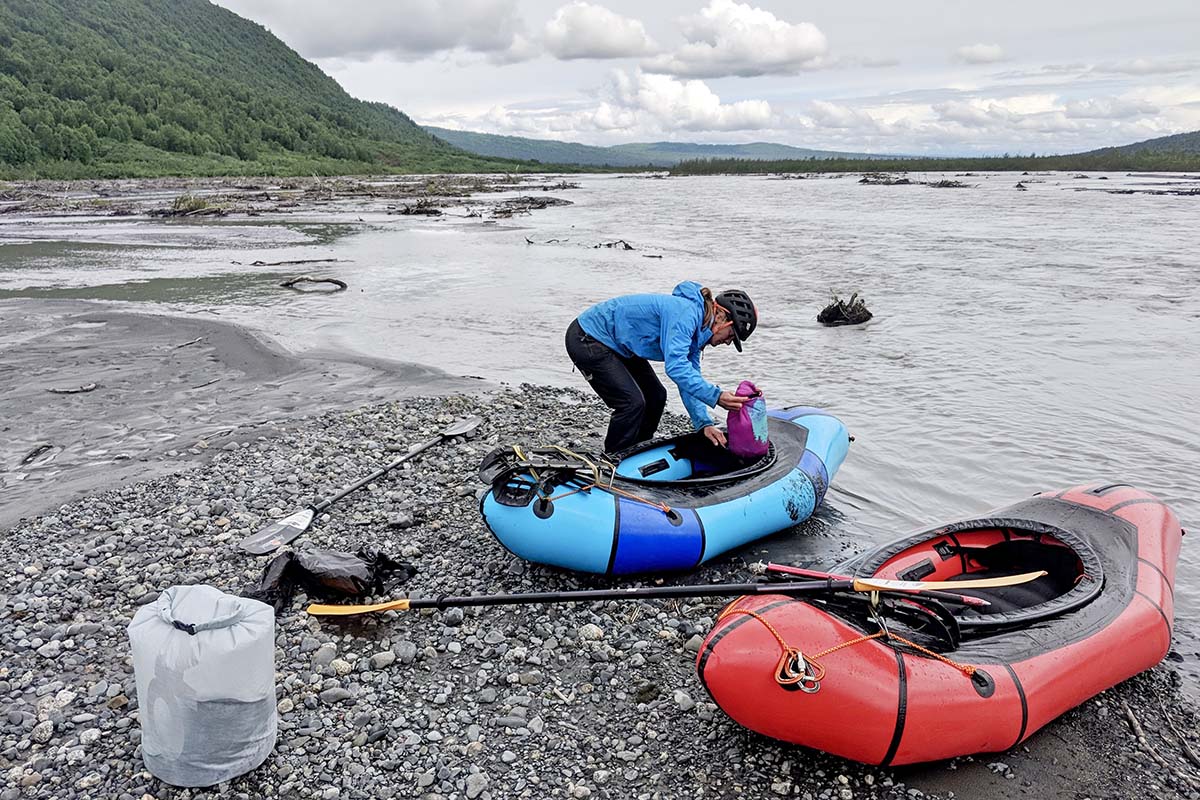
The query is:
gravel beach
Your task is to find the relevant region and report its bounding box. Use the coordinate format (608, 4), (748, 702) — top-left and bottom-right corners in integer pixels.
(1, 307), (1198, 800)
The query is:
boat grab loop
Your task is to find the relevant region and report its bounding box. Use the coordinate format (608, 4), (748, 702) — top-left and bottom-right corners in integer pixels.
(719, 598), (979, 693)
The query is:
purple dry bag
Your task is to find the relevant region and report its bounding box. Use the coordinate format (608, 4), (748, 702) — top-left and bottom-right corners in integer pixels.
(726, 380), (769, 459)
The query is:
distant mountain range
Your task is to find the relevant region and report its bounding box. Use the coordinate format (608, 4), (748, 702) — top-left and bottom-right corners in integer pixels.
(427, 125), (1200, 169)
(423, 127), (890, 167)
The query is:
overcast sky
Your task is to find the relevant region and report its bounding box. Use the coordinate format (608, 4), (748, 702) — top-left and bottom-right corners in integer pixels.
(214, 0), (1200, 155)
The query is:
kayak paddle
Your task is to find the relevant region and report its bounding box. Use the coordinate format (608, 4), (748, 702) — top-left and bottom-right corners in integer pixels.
(765, 563), (990, 608)
(306, 570), (1047, 616)
(238, 416), (483, 555)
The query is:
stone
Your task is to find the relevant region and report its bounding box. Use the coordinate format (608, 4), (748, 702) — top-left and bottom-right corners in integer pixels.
(319, 688), (353, 704)
(312, 644), (338, 668)
(578, 624), (604, 641)
(387, 511), (415, 529)
(369, 651), (396, 670)
(36, 641), (61, 659)
(394, 641), (418, 664)
(30, 721), (53, 744)
(465, 773), (489, 799)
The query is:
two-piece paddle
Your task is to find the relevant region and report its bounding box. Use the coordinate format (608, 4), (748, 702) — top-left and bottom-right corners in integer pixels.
(306, 570), (1047, 616)
(238, 416), (483, 555)
(764, 563), (991, 608)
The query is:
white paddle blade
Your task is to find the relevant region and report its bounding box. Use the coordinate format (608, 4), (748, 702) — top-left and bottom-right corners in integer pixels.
(238, 508), (315, 555)
(853, 570), (1048, 593)
(442, 416), (482, 437)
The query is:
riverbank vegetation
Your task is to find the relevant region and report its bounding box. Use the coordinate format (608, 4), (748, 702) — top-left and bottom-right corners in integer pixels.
(670, 149), (1200, 176)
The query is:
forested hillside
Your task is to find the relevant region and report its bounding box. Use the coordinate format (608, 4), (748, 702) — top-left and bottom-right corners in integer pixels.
(1086, 130), (1200, 155)
(0, 0), (521, 177)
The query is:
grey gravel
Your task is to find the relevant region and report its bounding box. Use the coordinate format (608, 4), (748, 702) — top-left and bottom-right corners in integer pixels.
(0, 384), (1193, 800)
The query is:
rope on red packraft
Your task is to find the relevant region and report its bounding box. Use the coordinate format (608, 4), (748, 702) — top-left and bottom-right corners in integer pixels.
(717, 598), (977, 691)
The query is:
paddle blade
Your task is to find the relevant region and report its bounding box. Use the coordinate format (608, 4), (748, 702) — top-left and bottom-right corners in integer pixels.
(238, 508), (315, 555)
(307, 598), (411, 615)
(442, 416), (483, 437)
(853, 570), (1048, 593)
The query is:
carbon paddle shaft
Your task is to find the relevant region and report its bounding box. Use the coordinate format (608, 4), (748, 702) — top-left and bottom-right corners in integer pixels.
(306, 572), (1045, 615)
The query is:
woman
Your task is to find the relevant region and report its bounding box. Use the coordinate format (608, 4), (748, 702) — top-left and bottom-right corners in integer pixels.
(565, 281), (758, 455)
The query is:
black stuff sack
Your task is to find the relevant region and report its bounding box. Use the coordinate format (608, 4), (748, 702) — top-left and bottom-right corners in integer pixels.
(243, 547), (417, 613)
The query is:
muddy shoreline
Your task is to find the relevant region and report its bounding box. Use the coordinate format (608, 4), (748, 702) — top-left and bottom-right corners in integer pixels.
(0, 299), (483, 530)
(0, 304), (1197, 799)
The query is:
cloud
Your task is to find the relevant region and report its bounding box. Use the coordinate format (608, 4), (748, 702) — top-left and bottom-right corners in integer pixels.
(646, 0), (826, 78)
(607, 70), (774, 130)
(953, 43), (1006, 65)
(857, 55), (901, 69)
(1091, 57), (1200, 76)
(425, 69), (775, 139)
(542, 3), (656, 59)
(808, 100), (885, 132)
(215, 0), (531, 61)
(1064, 96), (1159, 119)
(933, 100), (1009, 128)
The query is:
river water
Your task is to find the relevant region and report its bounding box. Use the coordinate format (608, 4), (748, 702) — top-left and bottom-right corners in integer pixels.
(2, 171), (1198, 690)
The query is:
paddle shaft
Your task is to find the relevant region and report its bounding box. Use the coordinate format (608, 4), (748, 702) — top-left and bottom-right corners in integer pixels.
(765, 563), (990, 608)
(410, 579), (846, 608)
(313, 434), (448, 512)
(306, 571), (1045, 615)
(309, 580), (854, 615)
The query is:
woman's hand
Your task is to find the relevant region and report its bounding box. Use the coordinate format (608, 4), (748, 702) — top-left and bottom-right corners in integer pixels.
(717, 390), (749, 411)
(703, 425), (727, 447)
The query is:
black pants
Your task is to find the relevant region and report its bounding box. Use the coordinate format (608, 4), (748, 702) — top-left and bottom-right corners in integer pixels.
(565, 318), (667, 454)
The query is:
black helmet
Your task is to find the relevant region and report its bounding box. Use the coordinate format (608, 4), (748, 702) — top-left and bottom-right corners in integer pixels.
(715, 290), (757, 352)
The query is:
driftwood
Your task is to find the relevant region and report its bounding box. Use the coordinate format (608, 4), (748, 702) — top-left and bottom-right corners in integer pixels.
(191, 378), (221, 389)
(927, 180), (969, 189)
(233, 258), (345, 267)
(594, 240), (635, 250)
(525, 237), (569, 245)
(1160, 698), (1200, 771)
(817, 292), (873, 327)
(46, 382), (98, 394)
(642, 254), (663, 259)
(1105, 187), (1200, 197)
(21, 443), (54, 465)
(279, 276), (348, 292)
(859, 173), (911, 186)
(392, 199), (442, 216)
(1121, 699), (1200, 789)
(492, 196), (573, 218)
(173, 336), (205, 349)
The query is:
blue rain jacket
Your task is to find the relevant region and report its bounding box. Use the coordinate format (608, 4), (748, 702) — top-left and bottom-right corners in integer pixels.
(577, 281), (722, 429)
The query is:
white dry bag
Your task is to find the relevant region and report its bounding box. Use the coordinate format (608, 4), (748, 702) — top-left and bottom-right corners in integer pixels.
(128, 585), (277, 787)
